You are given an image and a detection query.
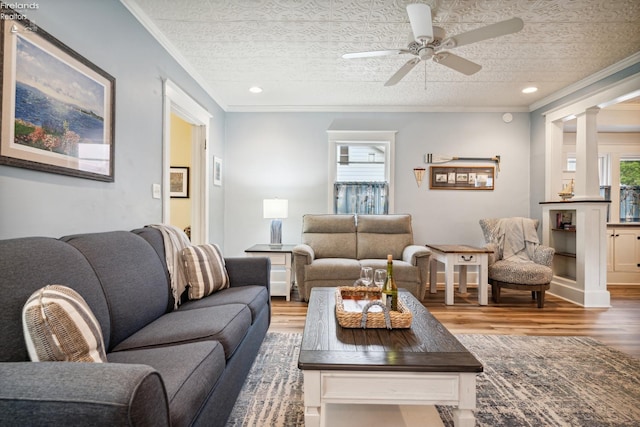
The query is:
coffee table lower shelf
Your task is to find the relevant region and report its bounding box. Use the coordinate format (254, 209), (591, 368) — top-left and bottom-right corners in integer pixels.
(325, 403), (443, 427)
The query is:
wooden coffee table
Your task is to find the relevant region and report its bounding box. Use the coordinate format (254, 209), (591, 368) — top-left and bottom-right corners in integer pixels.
(298, 287), (483, 427)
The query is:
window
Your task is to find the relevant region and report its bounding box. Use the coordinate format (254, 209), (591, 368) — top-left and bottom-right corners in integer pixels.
(620, 157), (640, 222)
(327, 130), (395, 214)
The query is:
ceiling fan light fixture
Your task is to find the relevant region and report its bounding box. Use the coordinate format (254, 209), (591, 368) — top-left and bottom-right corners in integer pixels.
(249, 86), (263, 94)
(522, 86), (538, 94)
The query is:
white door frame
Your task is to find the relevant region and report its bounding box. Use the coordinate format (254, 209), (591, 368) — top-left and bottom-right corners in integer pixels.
(163, 79), (212, 244)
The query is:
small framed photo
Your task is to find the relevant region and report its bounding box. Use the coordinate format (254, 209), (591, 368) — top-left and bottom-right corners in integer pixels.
(213, 156), (222, 186)
(430, 166), (495, 190)
(170, 166), (189, 198)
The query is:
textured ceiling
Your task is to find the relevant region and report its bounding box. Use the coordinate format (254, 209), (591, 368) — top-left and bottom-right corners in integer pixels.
(125, 0), (640, 112)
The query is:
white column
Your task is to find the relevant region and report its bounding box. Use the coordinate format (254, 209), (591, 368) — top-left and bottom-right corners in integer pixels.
(573, 107), (602, 200)
(545, 118), (564, 201)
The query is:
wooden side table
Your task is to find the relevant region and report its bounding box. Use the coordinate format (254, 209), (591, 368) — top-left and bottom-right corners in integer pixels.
(426, 244), (492, 306)
(245, 244), (295, 301)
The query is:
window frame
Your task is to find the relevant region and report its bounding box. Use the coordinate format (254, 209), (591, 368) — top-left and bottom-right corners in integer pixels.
(327, 130), (396, 214)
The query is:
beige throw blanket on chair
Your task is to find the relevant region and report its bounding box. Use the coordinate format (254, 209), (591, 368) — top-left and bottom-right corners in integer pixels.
(496, 217), (539, 262)
(148, 224), (191, 310)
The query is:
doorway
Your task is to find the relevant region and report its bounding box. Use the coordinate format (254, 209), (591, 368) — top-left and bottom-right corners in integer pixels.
(163, 80), (212, 245)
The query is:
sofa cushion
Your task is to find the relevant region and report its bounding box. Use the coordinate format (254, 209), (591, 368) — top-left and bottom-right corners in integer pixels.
(0, 237), (111, 362)
(305, 258), (361, 281)
(23, 285), (107, 363)
(111, 304), (251, 359)
(178, 286), (268, 324)
(108, 341), (224, 427)
(302, 214), (356, 259)
(182, 244), (229, 299)
(356, 214), (414, 260)
(61, 231), (170, 351)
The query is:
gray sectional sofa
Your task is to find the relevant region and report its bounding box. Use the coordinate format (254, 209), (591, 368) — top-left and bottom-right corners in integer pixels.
(0, 227), (271, 427)
(293, 214), (431, 301)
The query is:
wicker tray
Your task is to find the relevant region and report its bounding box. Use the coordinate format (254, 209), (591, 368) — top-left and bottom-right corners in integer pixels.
(335, 286), (412, 329)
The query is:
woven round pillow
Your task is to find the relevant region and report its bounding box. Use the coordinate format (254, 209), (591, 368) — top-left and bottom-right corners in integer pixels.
(22, 285), (107, 362)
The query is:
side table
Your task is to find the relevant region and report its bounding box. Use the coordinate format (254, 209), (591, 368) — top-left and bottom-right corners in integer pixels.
(426, 244), (492, 306)
(245, 244), (295, 301)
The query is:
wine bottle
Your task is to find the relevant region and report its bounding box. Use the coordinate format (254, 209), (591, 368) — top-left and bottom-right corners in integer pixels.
(382, 254), (398, 311)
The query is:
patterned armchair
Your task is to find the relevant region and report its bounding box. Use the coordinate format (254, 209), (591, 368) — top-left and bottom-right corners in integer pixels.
(479, 218), (555, 308)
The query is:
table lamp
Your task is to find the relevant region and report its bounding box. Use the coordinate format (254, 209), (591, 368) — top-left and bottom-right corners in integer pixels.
(263, 199), (288, 247)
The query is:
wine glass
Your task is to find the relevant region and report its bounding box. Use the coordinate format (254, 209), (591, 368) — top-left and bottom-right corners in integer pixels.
(374, 269), (386, 289)
(360, 267), (373, 288)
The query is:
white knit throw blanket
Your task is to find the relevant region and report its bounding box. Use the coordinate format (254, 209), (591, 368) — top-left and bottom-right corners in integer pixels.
(496, 217), (539, 263)
(149, 224), (191, 310)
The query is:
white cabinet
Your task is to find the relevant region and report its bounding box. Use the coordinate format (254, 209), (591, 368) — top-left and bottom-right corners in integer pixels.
(607, 226), (640, 283)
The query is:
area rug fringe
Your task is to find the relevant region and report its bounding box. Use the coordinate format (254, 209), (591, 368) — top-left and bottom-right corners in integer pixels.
(226, 332), (640, 427)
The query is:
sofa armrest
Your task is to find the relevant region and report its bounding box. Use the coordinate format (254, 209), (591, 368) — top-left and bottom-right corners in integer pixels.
(402, 245), (430, 265)
(293, 244), (314, 302)
(0, 362), (169, 426)
(533, 245), (555, 267)
(225, 257), (271, 288)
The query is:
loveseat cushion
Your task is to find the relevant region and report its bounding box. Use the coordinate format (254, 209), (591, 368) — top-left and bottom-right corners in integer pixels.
(301, 214), (356, 259)
(359, 259), (421, 283)
(356, 214), (414, 260)
(108, 341), (225, 427)
(111, 304), (251, 359)
(178, 286), (268, 324)
(23, 285), (107, 363)
(304, 258), (361, 281)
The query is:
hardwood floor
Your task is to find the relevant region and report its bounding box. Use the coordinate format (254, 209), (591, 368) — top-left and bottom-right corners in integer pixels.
(269, 285), (640, 358)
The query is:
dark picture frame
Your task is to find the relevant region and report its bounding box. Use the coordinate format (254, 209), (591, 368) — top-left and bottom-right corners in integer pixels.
(429, 166), (495, 190)
(0, 7), (115, 181)
(170, 166), (189, 198)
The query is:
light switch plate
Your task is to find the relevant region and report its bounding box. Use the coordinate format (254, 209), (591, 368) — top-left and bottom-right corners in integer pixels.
(152, 183), (161, 199)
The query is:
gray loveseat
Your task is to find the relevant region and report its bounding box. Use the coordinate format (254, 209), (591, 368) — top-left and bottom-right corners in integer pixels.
(0, 227), (270, 427)
(293, 214), (431, 301)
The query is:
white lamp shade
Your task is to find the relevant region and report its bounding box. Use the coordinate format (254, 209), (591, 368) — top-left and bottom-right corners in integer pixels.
(263, 199), (288, 219)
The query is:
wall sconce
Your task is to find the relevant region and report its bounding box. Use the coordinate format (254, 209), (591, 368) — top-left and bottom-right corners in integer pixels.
(263, 199), (288, 247)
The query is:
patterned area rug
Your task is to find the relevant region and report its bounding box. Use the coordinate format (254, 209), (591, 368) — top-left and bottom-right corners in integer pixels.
(226, 332), (640, 426)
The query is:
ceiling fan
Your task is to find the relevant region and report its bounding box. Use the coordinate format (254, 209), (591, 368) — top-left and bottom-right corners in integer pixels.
(342, 3), (524, 86)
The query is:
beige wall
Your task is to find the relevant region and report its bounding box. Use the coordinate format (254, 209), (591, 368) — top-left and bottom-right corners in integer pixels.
(170, 113), (192, 234)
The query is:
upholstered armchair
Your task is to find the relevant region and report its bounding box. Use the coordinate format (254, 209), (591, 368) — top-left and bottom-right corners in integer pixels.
(479, 217), (555, 308)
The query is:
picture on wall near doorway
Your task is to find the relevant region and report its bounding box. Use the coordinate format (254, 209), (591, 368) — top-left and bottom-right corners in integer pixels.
(429, 166), (495, 190)
(213, 156), (222, 186)
(170, 167), (189, 198)
(0, 7), (115, 181)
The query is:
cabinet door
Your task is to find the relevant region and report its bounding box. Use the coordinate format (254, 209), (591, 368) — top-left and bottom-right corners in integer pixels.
(613, 229), (640, 272)
(607, 231), (614, 272)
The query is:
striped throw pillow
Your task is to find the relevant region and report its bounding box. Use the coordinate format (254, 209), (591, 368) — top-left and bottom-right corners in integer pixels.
(182, 243), (229, 299)
(22, 285), (107, 363)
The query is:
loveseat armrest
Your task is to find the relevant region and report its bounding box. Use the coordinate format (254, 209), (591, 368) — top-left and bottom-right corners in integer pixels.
(225, 257), (271, 288)
(402, 245), (430, 265)
(0, 362), (169, 426)
(293, 244), (315, 301)
(533, 245), (555, 267)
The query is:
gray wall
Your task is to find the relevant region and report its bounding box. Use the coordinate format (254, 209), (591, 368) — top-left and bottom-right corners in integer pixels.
(0, 0), (226, 242)
(224, 111), (531, 256)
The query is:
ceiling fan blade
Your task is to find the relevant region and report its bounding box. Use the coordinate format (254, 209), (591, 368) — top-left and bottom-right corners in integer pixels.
(434, 52), (481, 75)
(446, 17), (524, 48)
(406, 3), (433, 43)
(384, 57), (420, 86)
(342, 49), (406, 59)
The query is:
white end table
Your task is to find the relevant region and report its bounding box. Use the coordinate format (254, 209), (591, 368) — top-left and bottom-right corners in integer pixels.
(426, 244), (492, 306)
(245, 244), (295, 301)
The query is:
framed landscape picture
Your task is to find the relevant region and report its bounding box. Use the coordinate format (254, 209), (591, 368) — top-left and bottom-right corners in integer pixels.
(0, 8), (115, 181)
(430, 166), (495, 190)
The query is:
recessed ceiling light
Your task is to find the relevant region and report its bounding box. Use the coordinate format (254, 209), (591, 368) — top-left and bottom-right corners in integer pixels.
(249, 86), (263, 94)
(522, 86), (538, 94)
